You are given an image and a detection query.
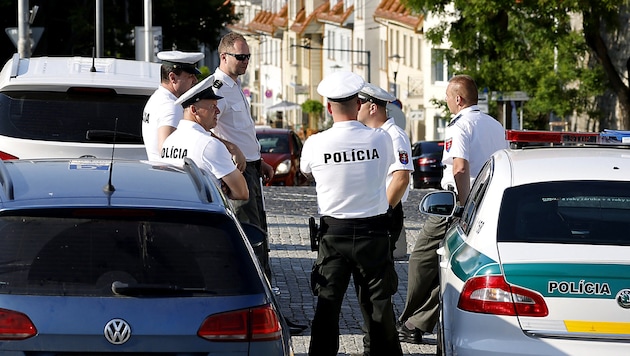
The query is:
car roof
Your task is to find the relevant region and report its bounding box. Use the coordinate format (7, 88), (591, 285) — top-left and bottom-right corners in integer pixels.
(0, 158), (227, 212)
(495, 146), (630, 186)
(0, 54), (160, 95)
(255, 127), (294, 134)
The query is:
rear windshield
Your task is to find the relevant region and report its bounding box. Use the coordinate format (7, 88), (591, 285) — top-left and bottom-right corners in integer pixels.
(0, 209), (263, 296)
(0, 91), (147, 143)
(498, 181), (630, 245)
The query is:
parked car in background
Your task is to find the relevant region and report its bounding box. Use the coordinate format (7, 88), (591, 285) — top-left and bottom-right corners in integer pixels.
(421, 130), (630, 356)
(411, 140), (444, 189)
(0, 53), (159, 160)
(0, 157), (292, 354)
(256, 126), (306, 186)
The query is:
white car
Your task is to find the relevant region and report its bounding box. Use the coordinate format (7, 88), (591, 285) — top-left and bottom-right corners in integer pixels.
(421, 130), (630, 356)
(0, 53), (160, 160)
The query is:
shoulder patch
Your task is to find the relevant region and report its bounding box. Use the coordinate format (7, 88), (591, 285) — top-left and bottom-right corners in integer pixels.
(445, 138), (453, 152)
(398, 150), (409, 165)
(213, 80), (223, 89)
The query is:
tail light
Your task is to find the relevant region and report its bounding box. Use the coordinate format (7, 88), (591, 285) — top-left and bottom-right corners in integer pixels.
(0, 308), (37, 340)
(0, 152), (18, 160)
(417, 157), (438, 166)
(458, 275), (548, 317)
(197, 304), (282, 342)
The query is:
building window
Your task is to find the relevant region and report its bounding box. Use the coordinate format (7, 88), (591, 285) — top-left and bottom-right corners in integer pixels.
(431, 49), (451, 83)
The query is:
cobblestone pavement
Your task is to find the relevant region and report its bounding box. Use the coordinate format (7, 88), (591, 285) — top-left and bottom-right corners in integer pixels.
(263, 186), (437, 356)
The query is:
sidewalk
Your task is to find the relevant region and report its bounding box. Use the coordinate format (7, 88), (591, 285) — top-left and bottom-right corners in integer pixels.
(264, 186), (437, 356)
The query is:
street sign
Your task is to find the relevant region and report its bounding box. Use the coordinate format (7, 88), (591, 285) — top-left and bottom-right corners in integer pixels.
(492, 91), (530, 101)
(5, 27), (44, 50)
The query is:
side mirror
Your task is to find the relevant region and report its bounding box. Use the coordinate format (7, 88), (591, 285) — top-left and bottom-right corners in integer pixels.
(419, 190), (458, 216)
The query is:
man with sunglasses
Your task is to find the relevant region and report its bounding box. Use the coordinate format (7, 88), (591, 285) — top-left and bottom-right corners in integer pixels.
(209, 32), (274, 233)
(159, 77), (248, 201)
(142, 50), (203, 162)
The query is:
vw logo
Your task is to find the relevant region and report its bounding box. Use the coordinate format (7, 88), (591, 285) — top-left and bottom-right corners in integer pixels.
(104, 318), (131, 345)
(615, 289), (630, 309)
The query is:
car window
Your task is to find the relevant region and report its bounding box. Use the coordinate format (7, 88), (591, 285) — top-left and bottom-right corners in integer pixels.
(258, 134), (290, 154)
(459, 159), (493, 235)
(0, 91), (146, 143)
(0, 209), (263, 296)
(498, 181), (630, 245)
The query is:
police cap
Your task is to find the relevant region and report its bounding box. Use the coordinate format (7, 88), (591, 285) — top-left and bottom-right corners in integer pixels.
(359, 82), (396, 107)
(175, 77), (223, 108)
(157, 50), (204, 75)
(317, 71), (365, 102)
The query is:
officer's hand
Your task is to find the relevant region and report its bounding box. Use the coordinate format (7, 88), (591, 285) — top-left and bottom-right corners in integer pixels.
(231, 149), (246, 172)
(261, 160), (274, 183)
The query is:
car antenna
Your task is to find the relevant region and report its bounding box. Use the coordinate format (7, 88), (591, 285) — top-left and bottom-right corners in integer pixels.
(103, 118), (118, 194)
(90, 47), (96, 72)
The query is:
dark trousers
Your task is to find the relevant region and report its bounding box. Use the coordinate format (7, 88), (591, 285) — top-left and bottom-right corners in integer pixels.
(308, 215), (402, 356)
(231, 161), (267, 231)
(399, 215), (448, 332)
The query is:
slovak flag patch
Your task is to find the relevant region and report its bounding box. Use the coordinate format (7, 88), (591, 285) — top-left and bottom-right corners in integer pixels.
(445, 138), (453, 152)
(399, 150), (409, 165)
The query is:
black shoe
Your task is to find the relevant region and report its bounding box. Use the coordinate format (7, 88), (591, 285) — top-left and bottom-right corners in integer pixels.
(397, 321), (423, 344)
(285, 318), (308, 335)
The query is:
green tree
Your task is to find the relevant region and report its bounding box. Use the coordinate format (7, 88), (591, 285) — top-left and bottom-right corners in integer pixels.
(405, 0), (627, 129)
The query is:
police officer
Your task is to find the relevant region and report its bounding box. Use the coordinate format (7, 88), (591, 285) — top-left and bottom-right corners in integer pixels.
(358, 83), (414, 249)
(142, 50), (205, 162)
(397, 74), (508, 343)
(301, 71), (402, 356)
(209, 32), (274, 231)
(159, 78), (248, 201)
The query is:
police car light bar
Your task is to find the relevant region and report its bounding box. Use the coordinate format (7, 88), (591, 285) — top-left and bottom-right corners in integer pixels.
(506, 130), (599, 144)
(506, 129), (630, 146)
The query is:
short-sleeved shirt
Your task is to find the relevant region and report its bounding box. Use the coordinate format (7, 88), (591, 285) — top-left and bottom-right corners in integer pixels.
(441, 105), (508, 192)
(209, 69), (261, 162)
(159, 120), (237, 187)
(142, 86), (182, 161)
(301, 120), (394, 219)
(381, 117), (414, 203)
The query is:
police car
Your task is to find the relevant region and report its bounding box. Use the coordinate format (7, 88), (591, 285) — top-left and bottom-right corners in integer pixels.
(0, 53), (159, 160)
(420, 130), (630, 356)
(0, 157), (292, 355)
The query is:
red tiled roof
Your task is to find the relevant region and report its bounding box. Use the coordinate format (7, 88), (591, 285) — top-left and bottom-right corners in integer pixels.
(248, 4), (288, 36)
(290, 2), (329, 35)
(374, 0), (423, 31)
(317, 1), (354, 26)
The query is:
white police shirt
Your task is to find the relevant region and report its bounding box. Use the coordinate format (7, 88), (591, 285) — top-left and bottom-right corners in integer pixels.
(301, 121), (394, 219)
(160, 120), (237, 187)
(142, 86), (182, 161)
(381, 117), (414, 203)
(441, 105), (508, 193)
(209, 69), (261, 162)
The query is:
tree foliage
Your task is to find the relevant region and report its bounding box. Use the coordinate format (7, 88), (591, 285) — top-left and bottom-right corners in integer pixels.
(0, 0), (239, 62)
(404, 0), (629, 130)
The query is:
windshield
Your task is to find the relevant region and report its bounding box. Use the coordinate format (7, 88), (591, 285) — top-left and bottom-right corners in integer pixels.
(0, 91), (146, 143)
(258, 134), (290, 154)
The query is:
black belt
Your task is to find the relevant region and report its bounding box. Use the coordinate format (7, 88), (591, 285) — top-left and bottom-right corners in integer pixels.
(322, 213), (389, 226)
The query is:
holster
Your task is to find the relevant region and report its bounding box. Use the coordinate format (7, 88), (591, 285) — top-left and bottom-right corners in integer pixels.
(309, 216), (321, 251)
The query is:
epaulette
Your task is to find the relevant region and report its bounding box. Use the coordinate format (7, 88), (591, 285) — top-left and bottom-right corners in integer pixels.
(213, 80), (223, 89)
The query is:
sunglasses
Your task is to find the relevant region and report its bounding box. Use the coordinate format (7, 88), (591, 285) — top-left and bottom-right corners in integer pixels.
(225, 53), (251, 61)
(359, 96), (370, 104)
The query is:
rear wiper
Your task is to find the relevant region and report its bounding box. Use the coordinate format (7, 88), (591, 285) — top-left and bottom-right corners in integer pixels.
(86, 130), (143, 144)
(111, 281), (216, 296)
